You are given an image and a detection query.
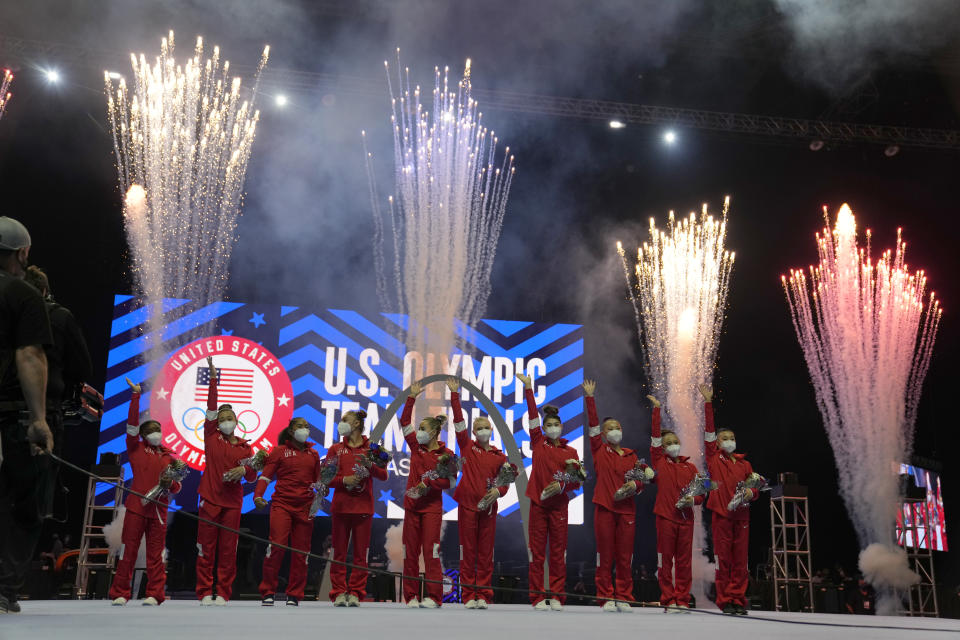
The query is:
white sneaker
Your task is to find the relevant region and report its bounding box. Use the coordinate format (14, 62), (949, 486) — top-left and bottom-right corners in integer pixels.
(406, 598), (421, 608)
(549, 599), (563, 611)
(200, 596), (214, 606)
(675, 604), (691, 613)
(602, 601), (618, 612)
(347, 594), (360, 607)
(111, 597), (127, 606)
(616, 602), (633, 612)
(142, 597), (159, 606)
(534, 599), (550, 611)
(476, 599), (489, 610)
(334, 594), (348, 607)
(664, 604), (682, 614)
(213, 596), (227, 606)
(420, 597), (438, 609)
(464, 599), (477, 609)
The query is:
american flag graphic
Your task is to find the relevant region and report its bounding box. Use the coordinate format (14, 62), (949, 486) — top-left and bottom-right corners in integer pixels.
(195, 367), (254, 403)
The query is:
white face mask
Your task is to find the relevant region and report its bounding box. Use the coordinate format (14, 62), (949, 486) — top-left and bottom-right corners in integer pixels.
(475, 428), (492, 443)
(605, 429), (622, 445)
(293, 428), (310, 443)
(665, 444), (681, 458)
(219, 420), (237, 436)
(416, 429), (433, 445)
(145, 432), (162, 447)
(337, 421), (353, 436)
(544, 425), (562, 440)
(720, 439), (736, 453)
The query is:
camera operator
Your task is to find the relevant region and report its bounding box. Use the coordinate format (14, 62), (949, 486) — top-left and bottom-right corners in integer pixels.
(0, 216), (53, 614)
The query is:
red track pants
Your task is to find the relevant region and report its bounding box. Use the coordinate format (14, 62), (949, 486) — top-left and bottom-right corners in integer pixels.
(712, 514), (750, 607)
(259, 504), (313, 599)
(459, 507), (496, 603)
(108, 510), (168, 602)
(402, 511), (442, 604)
(195, 500), (241, 601)
(329, 512), (373, 601)
(528, 502), (568, 605)
(594, 505), (635, 605)
(656, 515), (694, 607)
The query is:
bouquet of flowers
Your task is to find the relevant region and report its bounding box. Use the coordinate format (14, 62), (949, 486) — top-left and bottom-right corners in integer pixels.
(727, 472), (770, 511)
(406, 452), (461, 499)
(353, 442), (393, 480)
(477, 462), (520, 511)
(613, 459), (656, 501)
(308, 457), (340, 517)
(540, 459), (587, 500)
(675, 471), (718, 509)
(141, 459), (189, 506)
(223, 449), (269, 481)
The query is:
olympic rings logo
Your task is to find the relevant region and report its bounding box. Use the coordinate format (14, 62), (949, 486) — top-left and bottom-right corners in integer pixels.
(180, 406), (263, 440)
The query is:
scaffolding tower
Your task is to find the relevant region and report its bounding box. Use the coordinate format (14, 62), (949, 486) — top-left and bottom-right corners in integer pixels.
(770, 479), (814, 612)
(897, 498), (939, 617)
(74, 463), (124, 598)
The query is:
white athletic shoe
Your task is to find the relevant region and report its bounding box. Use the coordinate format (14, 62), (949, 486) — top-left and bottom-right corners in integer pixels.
(549, 599), (563, 611)
(407, 598), (421, 608)
(602, 601), (618, 612)
(200, 596), (214, 606)
(675, 604), (691, 613)
(464, 599), (477, 609)
(476, 599), (489, 610)
(616, 602), (633, 613)
(214, 596), (227, 606)
(334, 594), (348, 607)
(420, 597), (438, 609)
(142, 597), (158, 606)
(347, 594), (360, 607)
(534, 599), (550, 611)
(111, 597), (127, 606)
(664, 604), (683, 614)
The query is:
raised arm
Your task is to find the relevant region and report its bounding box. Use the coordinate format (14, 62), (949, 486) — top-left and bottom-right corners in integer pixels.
(700, 385), (717, 459)
(204, 357), (219, 438)
(517, 373), (541, 443)
(647, 395), (664, 466)
(449, 378), (471, 451)
(125, 378), (141, 453)
(400, 381), (422, 448)
(583, 380), (601, 453)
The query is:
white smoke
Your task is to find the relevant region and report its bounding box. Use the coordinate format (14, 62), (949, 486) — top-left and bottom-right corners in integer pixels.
(859, 543), (920, 615)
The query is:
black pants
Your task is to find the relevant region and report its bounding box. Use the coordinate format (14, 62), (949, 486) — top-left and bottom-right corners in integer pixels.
(0, 416), (50, 601)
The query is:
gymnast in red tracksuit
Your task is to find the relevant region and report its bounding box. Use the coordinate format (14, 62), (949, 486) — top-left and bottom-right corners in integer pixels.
(448, 377), (508, 610)
(326, 409), (388, 607)
(195, 356), (258, 605)
(253, 417), (321, 606)
(700, 385), (758, 615)
(108, 378), (183, 606)
(519, 372), (582, 611)
(647, 393), (703, 612)
(400, 381), (455, 608)
(583, 379), (644, 613)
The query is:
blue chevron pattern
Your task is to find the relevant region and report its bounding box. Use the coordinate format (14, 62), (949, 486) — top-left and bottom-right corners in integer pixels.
(98, 296), (584, 524)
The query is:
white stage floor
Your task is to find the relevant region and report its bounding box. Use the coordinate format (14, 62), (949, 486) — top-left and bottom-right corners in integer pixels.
(3, 600), (957, 639)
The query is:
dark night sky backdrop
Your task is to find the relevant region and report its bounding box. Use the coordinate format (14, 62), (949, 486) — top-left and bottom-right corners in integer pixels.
(1, 0), (958, 588)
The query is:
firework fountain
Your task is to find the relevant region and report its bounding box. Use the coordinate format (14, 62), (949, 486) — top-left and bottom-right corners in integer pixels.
(0, 69), (13, 121)
(783, 204), (941, 615)
(617, 198), (735, 604)
(105, 32), (267, 369)
(364, 55), (515, 376)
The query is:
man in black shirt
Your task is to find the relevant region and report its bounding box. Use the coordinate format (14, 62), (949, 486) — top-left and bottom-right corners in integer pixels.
(0, 216), (53, 614)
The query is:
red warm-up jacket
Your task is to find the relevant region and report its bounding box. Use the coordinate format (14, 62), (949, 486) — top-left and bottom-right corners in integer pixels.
(450, 391), (508, 513)
(400, 396), (454, 514)
(325, 436), (388, 515)
(649, 406), (703, 522)
(585, 396), (640, 515)
(704, 402), (757, 520)
(522, 387), (581, 509)
(197, 376), (257, 508)
(123, 392), (182, 517)
(254, 442), (322, 513)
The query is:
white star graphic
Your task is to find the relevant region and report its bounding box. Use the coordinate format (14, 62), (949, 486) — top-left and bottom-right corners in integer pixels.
(155, 387), (169, 401)
(277, 393), (290, 407)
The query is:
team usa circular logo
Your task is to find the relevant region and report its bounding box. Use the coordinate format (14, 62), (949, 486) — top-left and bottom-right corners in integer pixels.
(151, 336), (294, 471)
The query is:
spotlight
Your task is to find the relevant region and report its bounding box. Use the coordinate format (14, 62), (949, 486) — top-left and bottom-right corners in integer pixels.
(884, 145), (900, 157)
(809, 140), (824, 151)
(663, 129), (677, 145)
(107, 71), (123, 80)
(274, 94), (288, 107)
(44, 69), (61, 84)
(608, 120), (626, 129)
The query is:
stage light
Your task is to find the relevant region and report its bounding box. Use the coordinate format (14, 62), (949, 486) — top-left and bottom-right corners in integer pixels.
(809, 140), (824, 151)
(275, 94), (288, 107)
(663, 129), (676, 144)
(884, 145), (900, 157)
(44, 69), (60, 84)
(608, 120), (626, 129)
(107, 71), (123, 80)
